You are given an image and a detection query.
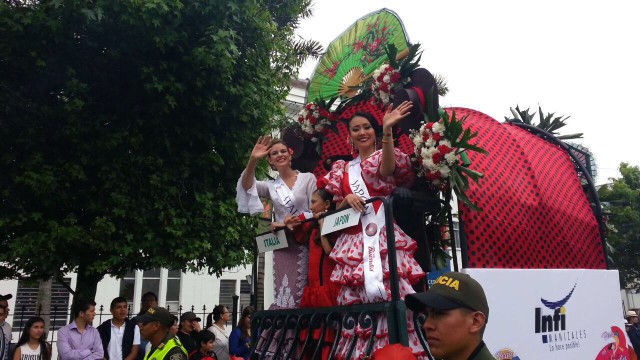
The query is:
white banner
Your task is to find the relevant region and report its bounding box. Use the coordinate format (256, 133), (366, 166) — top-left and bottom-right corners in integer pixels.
(463, 269), (631, 360)
(255, 230), (288, 253)
(321, 207), (361, 235)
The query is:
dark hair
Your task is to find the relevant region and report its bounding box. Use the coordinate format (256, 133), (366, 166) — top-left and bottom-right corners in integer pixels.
(212, 304), (227, 322)
(196, 330), (215, 348)
(348, 112), (382, 137)
(15, 317), (51, 360)
(313, 189), (335, 246)
(110, 297), (127, 310)
(141, 292), (158, 302)
(72, 298), (96, 319)
(235, 312), (251, 339)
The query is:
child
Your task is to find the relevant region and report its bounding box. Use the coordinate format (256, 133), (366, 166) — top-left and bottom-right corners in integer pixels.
(12, 317), (51, 360)
(188, 331), (218, 360)
(286, 188), (341, 360)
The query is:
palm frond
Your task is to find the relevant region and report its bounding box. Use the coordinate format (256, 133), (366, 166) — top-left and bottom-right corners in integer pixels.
(434, 74), (448, 97)
(292, 38), (324, 67)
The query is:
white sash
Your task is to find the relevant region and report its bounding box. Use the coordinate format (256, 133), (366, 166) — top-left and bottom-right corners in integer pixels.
(274, 177), (300, 216)
(348, 157), (387, 302)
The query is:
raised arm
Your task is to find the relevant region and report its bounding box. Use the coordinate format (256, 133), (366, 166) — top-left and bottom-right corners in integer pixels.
(241, 136), (271, 191)
(380, 101), (412, 177)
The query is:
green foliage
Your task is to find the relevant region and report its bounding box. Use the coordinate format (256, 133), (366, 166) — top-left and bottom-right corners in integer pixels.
(598, 163), (640, 289)
(505, 105), (583, 140)
(0, 0), (313, 295)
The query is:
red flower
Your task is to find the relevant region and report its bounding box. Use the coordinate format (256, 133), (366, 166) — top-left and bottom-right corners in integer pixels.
(437, 144), (452, 154)
(353, 41), (364, 52)
(309, 116), (317, 125)
(305, 103), (313, 111)
(389, 72), (401, 83)
(377, 73), (385, 82)
(425, 122), (434, 130)
(379, 82), (389, 93)
(425, 171), (442, 181)
(297, 116), (304, 124)
(432, 132), (442, 141)
(432, 151), (444, 164)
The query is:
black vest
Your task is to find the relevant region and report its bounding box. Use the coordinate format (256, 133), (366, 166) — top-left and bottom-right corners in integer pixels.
(97, 319), (136, 360)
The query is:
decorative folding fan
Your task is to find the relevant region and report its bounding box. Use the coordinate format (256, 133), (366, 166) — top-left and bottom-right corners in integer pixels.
(306, 8), (410, 102)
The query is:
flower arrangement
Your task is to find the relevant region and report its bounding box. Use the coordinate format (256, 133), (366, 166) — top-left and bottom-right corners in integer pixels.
(296, 98), (338, 142)
(371, 64), (401, 106)
(410, 110), (486, 210)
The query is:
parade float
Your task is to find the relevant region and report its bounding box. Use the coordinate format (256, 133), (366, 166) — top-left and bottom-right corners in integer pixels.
(248, 9), (626, 360)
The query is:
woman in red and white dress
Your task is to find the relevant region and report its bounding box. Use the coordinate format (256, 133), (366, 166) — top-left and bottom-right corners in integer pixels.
(323, 102), (426, 359)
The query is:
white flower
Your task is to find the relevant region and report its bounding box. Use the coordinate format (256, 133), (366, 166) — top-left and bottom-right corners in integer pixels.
(439, 166), (450, 178)
(439, 139), (452, 148)
(383, 74), (390, 83)
(445, 152), (457, 165)
(432, 122), (444, 133)
(412, 136), (422, 148)
(425, 138), (436, 148)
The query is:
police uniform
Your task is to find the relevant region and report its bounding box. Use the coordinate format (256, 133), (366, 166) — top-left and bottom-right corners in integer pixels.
(144, 335), (187, 360)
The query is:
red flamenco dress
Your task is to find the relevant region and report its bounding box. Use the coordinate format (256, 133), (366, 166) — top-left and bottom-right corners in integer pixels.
(292, 215), (341, 360)
(324, 148), (426, 360)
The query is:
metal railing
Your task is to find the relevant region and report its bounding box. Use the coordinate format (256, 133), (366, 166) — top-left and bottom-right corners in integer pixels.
(248, 196), (434, 359)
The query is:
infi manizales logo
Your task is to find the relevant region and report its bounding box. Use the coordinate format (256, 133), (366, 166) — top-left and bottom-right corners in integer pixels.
(535, 282), (587, 352)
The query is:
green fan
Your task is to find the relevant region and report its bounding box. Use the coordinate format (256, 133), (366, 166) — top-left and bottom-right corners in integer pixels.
(306, 8), (410, 103)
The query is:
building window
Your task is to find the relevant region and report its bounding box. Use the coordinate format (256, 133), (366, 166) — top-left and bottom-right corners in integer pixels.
(13, 278), (71, 332)
(118, 268), (182, 313)
(239, 280), (251, 309)
(219, 280), (236, 311)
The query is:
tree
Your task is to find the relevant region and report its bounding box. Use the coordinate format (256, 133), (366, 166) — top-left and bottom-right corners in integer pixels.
(0, 0), (319, 300)
(598, 163), (640, 289)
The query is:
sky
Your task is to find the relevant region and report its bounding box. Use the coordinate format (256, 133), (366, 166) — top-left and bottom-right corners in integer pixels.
(295, 0), (640, 185)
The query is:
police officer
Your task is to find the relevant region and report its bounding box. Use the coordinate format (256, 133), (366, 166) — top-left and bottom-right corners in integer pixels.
(134, 307), (187, 360)
(406, 271), (493, 360)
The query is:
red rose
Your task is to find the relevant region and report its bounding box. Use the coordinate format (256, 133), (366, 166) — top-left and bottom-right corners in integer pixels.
(437, 144), (452, 154)
(297, 116), (304, 124)
(377, 73), (385, 83)
(432, 133), (442, 141)
(309, 116), (317, 125)
(305, 103), (313, 110)
(425, 122), (434, 130)
(432, 152), (444, 164)
(379, 82), (389, 93)
(390, 72), (401, 83)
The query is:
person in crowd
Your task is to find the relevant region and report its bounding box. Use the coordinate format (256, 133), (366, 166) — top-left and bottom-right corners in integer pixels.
(177, 312), (201, 354)
(285, 188), (340, 360)
(136, 292), (158, 360)
(144, 316), (178, 356)
(134, 307), (187, 360)
(228, 308), (251, 360)
(206, 305), (229, 360)
(406, 271), (493, 360)
(236, 137), (316, 310)
(0, 294), (13, 360)
(97, 297), (140, 360)
(0, 306), (9, 360)
(188, 331), (217, 360)
(626, 311), (640, 352)
(57, 298), (104, 360)
(322, 102), (425, 358)
(12, 317), (51, 360)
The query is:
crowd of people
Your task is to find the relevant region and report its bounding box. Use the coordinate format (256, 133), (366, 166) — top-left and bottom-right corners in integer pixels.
(0, 291), (251, 360)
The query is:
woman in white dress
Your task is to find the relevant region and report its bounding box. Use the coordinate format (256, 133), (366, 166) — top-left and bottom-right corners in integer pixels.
(237, 136), (316, 309)
(12, 317), (51, 360)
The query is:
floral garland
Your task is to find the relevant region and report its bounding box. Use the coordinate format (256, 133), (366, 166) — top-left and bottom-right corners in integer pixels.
(410, 110), (486, 210)
(296, 101), (337, 142)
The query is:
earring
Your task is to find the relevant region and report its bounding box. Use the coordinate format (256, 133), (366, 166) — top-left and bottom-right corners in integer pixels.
(346, 136), (355, 154)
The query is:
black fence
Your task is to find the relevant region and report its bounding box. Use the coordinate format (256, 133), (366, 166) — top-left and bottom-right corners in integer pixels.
(12, 301), (241, 346)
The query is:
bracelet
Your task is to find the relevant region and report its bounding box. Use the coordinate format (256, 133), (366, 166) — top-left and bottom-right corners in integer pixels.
(383, 132), (392, 137)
